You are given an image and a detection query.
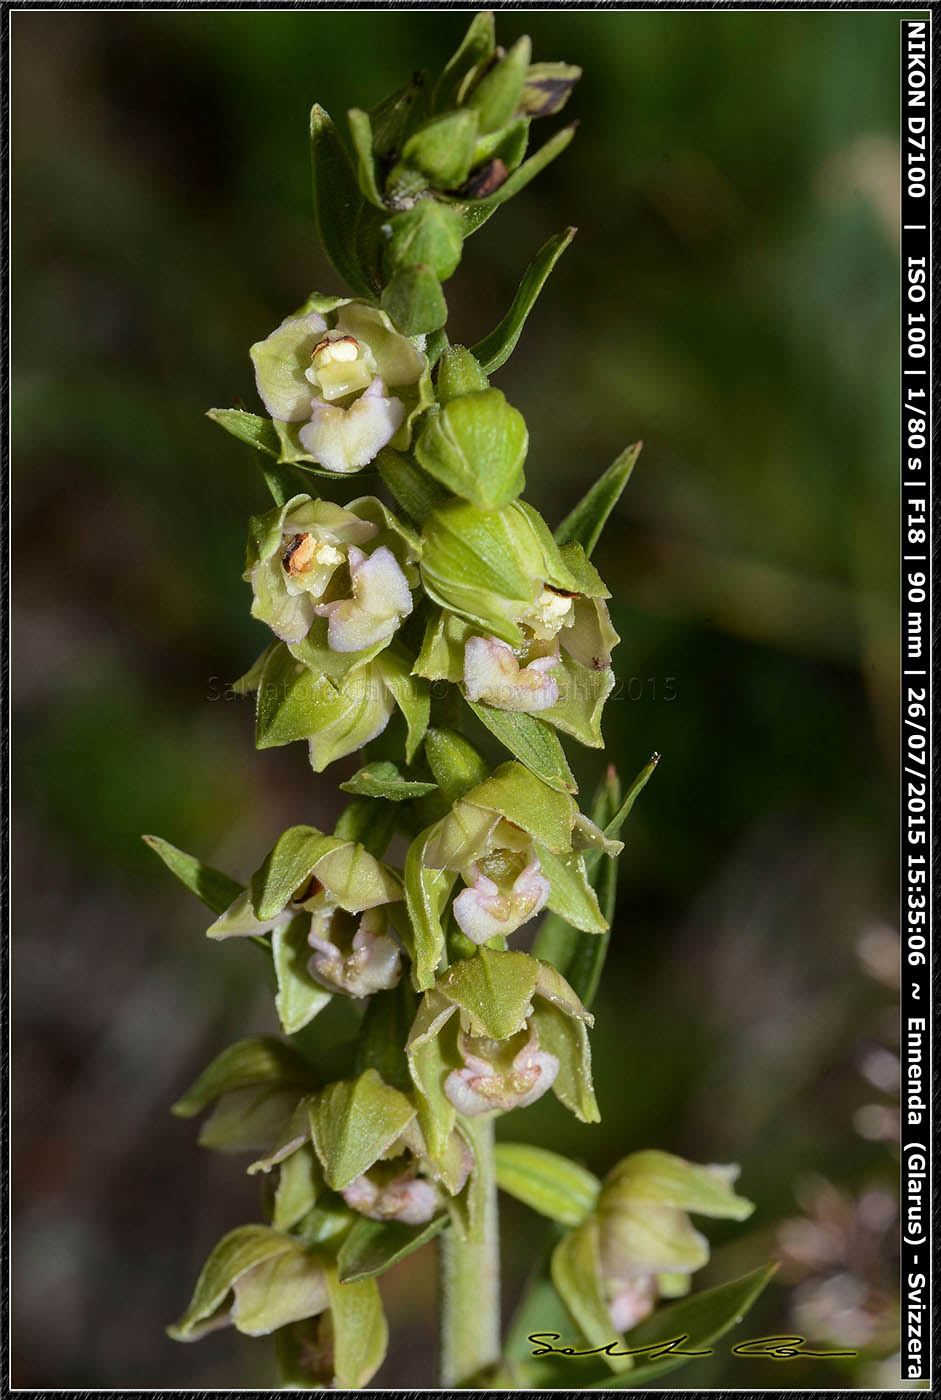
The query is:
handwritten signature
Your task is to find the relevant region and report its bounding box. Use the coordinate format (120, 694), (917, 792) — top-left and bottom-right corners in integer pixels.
(527, 1333), (857, 1361)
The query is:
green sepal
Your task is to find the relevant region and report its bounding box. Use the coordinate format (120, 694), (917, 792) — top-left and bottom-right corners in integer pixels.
(519, 61), (582, 118)
(206, 408), (280, 459)
(142, 835), (241, 915)
(403, 825), (455, 989)
(273, 916), (333, 1035)
(495, 1143), (601, 1228)
(167, 1226), (319, 1341)
(336, 1213), (447, 1283)
(541, 658), (614, 749)
(197, 1085), (304, 1155)
(384, 199), (465, 282)
(467, 702), (577, 796)
(307, 1068), (416, 1191)
(273, 1144), (324, 1231)
(471, 227), (576, 375)
(424, 727), (490, 806)
(340, 760), (437, 802)
(171, 1037), (316, 1118)
(323, 1265), (389, 1389)
(375, 646), (430, 763)
(415, 389), (528, 509)
(530, 998), (599, 1123)
(601, 1152), (755, 1221)
(250, 826), (345, 919)
(555, 442), (643, 558)
(438, 947), (539, 1040)
(551, 1222), (632, 1371)
(464, 761), (576, 853)
(405, 988), (459, 1157)
(536, 844), (608, 934)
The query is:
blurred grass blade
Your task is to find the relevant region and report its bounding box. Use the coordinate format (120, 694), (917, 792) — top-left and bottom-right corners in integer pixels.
(471, 227), (576, 374)
(142, 834), (241, 915)
(467, 700), (577, 794)
(555, 441), (643, 557)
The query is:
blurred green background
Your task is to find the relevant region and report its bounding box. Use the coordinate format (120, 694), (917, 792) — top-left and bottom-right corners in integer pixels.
(12, 8), (906, 1389)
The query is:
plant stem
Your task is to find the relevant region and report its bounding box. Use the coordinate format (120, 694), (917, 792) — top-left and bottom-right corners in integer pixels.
(439, 1115), (501, 1387)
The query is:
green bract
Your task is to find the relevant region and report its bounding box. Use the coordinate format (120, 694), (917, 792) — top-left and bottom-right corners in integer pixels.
(250, 299), (432, 473)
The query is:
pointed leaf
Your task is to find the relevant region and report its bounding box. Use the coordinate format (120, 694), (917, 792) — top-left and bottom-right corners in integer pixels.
(554, 442), (642, 557)
(143, 835), (241, 916)
(536, 844), (608, 934)
(206, 408), (280, 459)
(340, 760), (437, 802)
(471, 228), (576, 374)
(495, 1143), (600, 1228)
(531, 1000), (599, 1124)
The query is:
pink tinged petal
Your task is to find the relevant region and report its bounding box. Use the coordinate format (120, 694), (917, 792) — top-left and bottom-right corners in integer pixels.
(444, 1032), (559, 1116)
(307, 909), (402, 998)
(298, 378), (405, 474)
(452, 858), (551, 945)
(378, 1177), (440, 1225)
(340, 1174), (380, 1216)
(315, 545), (413, 653)
(607, 1277), (657, 1333)
(463, 636), (560, 713)
(251, 313), (329, 421)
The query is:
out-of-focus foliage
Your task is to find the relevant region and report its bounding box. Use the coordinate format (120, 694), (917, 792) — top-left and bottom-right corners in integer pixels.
(12, 9), (902, 1388)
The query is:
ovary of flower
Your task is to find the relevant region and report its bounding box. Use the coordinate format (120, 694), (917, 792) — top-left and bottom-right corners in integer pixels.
(520, 587), (576, 641)
(463, 635), (560, 712)
(607, 1277), (657, 1333)
(306, 334), (377, 402)
(299, 379), (405, 475)
(307, 908), (402, 997)
(340, 1169), (439, 1226)
(451, 858), (550, 945)
(315, 545), (413, 653)
(444, 1031), (559, 1116)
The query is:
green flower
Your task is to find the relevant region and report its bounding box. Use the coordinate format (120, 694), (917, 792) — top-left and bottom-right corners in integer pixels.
(560, 1152), (756, 1334)
(207, 826), (404, 1033)
(245, 493), (420, 653)
(251, 299), (430, 472)
(404, 761), (619, 988)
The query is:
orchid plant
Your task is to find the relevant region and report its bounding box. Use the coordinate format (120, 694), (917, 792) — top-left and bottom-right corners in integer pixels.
(148, 14), (772, 1388)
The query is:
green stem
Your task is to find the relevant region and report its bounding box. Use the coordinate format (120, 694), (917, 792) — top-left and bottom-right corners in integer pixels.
(439, 1115), (501, 1387)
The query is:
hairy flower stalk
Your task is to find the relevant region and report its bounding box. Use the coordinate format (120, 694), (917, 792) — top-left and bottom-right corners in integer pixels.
(149, 12), (766, 1389)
